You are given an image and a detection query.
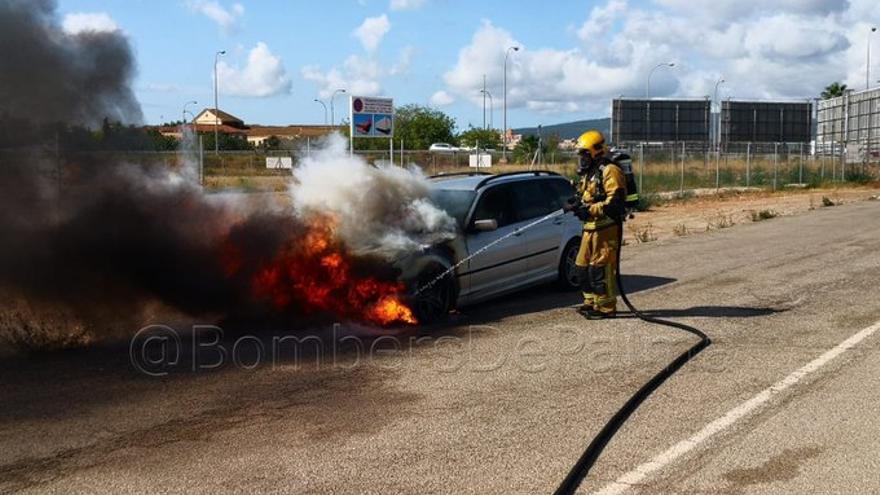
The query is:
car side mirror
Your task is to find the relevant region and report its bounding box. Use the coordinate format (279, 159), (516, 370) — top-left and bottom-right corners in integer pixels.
(473, 219), (498, 232)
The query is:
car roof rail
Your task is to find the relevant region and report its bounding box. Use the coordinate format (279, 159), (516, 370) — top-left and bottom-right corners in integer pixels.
(428, 171), (492, 179)
(474, 170), (561, 189)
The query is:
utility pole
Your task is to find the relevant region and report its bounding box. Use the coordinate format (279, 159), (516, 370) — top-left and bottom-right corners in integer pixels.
(213, 50), (226, 155)
(503, 46), (519, 163)
(481, 89), (494, 129)
(482, 74), (487, 130)
(714, 78), (725, 150)
(869, 27), (877, 90)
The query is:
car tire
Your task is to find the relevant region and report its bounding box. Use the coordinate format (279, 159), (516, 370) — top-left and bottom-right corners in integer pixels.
(412, 264), (454, 324)
(557, 238), (581, 290)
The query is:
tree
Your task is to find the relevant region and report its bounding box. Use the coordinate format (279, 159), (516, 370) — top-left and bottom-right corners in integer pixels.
(199, 131), (253, 151)
(513, 135), (543, 163)
(821, 82), (848, 99)
(457, 126), (501, 149)
(393, 104), (456, 150)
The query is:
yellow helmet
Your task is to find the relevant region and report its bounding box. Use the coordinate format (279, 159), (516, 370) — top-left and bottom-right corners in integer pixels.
(576, 130), (608, 158)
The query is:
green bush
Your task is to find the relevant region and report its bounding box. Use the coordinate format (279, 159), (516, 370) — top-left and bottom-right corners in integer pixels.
(636, 192), (661, 212)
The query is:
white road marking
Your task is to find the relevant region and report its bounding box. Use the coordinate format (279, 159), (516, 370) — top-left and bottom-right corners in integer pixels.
(591, 320), (880, 495)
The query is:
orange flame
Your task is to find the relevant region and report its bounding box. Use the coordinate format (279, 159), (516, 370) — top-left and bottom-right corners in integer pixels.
(245, 217), (417, 326)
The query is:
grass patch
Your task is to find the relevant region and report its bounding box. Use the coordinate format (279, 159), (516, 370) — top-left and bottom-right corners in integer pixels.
(630, 223), (657, 243)
(706, 213), (735, 230)
(750, 209), (778, 222)
(635, 193), (661, 212)
(821, 196), (836, 207)
(672, 223), (689, 236)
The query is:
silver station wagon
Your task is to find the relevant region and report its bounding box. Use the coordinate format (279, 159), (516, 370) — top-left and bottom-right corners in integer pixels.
(400, 171), (584, 322)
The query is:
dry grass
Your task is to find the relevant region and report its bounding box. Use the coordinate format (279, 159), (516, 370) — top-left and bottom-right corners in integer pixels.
(706, 213), (735, 230)
(630, 223), (657, 243)
(0, 299), (93, 353)
(749, 209), (778, 221)
(672, 223), (690, 236)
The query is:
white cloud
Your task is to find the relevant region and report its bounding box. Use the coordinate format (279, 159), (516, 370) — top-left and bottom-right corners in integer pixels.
(303, 55), (384, 99)
(353, 14), (391, 52)
(186, 1), (244, 34)
(430, 90), (455, 106)
(576, 0), (626, 42)
(61, 12), (119, 34)
(302, 46), (415, 101)
(390, 0), (427, 10)
(437, 0), (867, 117)
(442, 20), (652, 114)
(390, 46), (415, 75)
(216, 42), (291, 97)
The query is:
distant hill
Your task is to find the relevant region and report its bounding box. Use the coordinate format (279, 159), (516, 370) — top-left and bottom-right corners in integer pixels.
(514, 118), (610, 140)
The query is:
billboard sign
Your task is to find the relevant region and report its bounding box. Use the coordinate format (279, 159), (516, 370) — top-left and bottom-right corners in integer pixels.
(721, 100), (812, 144)
(350, 96), (394, 138)
(611, 98), (711, 143)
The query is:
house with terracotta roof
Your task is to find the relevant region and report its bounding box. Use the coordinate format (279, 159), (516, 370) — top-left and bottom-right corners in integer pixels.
(192, 108), (246, 128)
(155, 108), (342, 146)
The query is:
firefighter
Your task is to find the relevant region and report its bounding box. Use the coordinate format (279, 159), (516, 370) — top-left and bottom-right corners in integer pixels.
(564, 130), (627, 319)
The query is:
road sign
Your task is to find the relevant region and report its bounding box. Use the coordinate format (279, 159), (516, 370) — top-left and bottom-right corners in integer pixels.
(265, 156), (292, 169)
(350, 96), (394, 138)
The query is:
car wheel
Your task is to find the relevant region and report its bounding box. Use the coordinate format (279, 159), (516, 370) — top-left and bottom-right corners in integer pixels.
(557, 238), (581, 290)
(412, 265), (454, 324)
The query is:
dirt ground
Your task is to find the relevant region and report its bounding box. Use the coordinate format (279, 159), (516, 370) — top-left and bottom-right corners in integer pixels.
(626, 185), (880, 244)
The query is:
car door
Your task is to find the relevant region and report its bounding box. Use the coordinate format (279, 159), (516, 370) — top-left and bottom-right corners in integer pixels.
(508, 179), (570, 281)
(462, 184), (533, 300)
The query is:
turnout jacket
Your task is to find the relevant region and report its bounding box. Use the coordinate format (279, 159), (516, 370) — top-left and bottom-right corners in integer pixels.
(577, 160), (627, 231)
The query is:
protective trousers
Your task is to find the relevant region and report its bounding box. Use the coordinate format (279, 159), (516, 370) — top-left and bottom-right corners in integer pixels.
(575, 224), (620, 314)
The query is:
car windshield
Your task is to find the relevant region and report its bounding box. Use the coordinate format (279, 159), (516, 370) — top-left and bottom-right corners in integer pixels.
(428, 188), (476, 229)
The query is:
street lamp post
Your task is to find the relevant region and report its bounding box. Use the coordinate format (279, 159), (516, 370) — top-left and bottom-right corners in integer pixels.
(314, 99), (328, 125)
(182, 100), (197, 126)
(503, 46), (519, 162)
(645, 62), (675, 144)
(182, 100), (197, 140)
(213, 50), (226, 155)
(330, 88), (347, 126)
(714, 78), (725, 149)
(869, 27), (877, 90)
(481, 89), (494, 129)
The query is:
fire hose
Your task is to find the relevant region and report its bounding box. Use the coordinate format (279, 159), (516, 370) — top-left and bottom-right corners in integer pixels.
(413, 206), (711, 494)
(552, 221), (711, 495)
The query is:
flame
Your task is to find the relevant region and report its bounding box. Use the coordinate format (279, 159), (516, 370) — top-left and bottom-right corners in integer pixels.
(244, 216), (417, 326)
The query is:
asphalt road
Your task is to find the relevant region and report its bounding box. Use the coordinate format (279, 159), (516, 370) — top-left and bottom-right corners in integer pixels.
(2, 199), (880, 494)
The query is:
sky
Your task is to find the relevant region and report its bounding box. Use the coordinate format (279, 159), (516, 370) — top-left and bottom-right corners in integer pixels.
(57, 0), (879, 130)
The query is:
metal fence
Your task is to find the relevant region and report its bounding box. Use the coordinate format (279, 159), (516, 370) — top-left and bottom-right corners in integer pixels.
(817, 88), (880, 163)
(614, 141), (876, 197)
(7, 139), (872, 199)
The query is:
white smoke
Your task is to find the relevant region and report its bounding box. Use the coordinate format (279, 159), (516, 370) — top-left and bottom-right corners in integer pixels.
(290, 134), (457, 260)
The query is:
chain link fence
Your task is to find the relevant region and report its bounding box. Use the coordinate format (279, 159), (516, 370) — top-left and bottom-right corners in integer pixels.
(8, 136), (873, 196)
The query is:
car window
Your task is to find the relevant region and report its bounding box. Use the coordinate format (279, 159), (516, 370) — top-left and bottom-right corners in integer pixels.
(428, 189), (476, 229)
(544, 179), (575, 211)
(510, 180), (558, 221)
(472, 184), (514, 228)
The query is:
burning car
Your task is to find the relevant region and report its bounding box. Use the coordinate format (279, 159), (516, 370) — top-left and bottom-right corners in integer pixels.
(398, 171), (583, 323)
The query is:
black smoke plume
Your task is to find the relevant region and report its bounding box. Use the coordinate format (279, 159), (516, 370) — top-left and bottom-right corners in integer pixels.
(0, 1), (301, 348)
(0, 1), (448, 352)
(0, 0), (142, 128)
